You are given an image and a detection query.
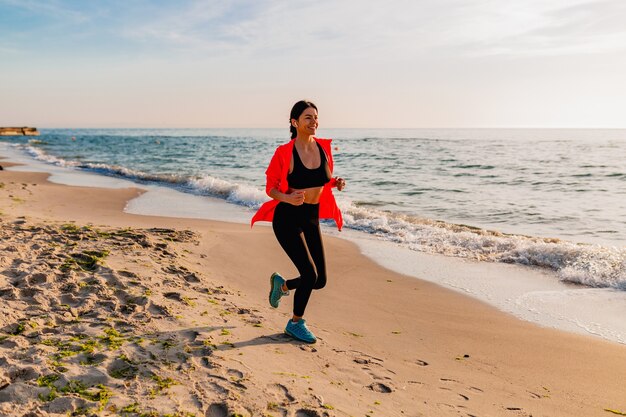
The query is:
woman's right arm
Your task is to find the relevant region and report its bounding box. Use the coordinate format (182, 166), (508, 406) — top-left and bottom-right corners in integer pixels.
(269, 188), (304, 205)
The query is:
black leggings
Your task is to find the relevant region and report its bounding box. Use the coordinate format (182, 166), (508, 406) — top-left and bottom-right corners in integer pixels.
(272, 202), (327, 317)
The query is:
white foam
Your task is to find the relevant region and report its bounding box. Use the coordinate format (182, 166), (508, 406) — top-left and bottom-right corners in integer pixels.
(187, 174), (267, 208)
(339, 200), (626, 290)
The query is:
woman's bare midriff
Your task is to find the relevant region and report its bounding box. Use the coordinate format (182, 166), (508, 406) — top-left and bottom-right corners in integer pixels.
(289, 186), (324, 204)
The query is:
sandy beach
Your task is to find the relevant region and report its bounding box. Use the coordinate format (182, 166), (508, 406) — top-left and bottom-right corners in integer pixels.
(2, 158), (626, 417)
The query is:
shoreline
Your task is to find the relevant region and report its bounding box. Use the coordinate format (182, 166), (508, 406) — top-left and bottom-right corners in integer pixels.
(2, 155), (626, 415)
(344, 231), (626, 345)
(4, 142), (626, 346)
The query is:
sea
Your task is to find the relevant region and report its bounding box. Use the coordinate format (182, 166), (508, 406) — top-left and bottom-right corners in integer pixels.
(2, 128), (626, 343)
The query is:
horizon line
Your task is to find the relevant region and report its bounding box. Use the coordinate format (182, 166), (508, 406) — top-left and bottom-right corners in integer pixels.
(24, 126), (626, 130)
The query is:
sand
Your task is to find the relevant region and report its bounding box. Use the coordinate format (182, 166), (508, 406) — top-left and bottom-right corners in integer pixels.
(1, 158), (626, 417)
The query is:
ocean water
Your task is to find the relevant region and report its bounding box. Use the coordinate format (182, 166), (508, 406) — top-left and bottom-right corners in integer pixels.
(2, 128), (625, 291)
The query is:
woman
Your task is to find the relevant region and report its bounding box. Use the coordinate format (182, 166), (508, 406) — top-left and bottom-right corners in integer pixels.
(251, 100), (346, 343)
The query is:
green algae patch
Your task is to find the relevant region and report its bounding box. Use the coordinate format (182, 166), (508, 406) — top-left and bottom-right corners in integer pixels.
(37, 374), (111, 409)
(61, 223), (83, 234)
(60, 250), (110, 272)
(149, 375), (179, 398)
(41, 335), (103, 362)
(99, 327), (125, 350)
(37, 373), (60, 388)
(181, 296), (196, 307)
(121, 402), (141, 413)
(60, 380), (112, 410)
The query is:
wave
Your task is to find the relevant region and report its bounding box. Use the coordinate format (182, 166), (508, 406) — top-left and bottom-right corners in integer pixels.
(24, 145), (80, 168)
(187, 175), (267, 208)
(24, 145), (186, 184)
(20, 143), (626, 290)
(340, 201), (626, 290)
(23, 144), (268, 207)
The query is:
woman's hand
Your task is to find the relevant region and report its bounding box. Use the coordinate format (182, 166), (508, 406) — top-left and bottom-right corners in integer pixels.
(287, 190), (305, 205)
(335, 177), (346, 191)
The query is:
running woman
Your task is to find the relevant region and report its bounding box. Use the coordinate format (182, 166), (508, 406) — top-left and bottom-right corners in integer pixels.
(251, 100), (346, 343)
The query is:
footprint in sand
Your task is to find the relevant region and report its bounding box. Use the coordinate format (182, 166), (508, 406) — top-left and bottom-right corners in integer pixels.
(348, 351), (397, 387)
(267, 383), (296, 403)
(299, 344), (317, 353)
(438, 378), (485, 404)
(505, 407), (533, 417)
(226, 369), (244, 380)
(225, 369), (247, 390)
(107, 358), (139, 380)
(163, 291), (183, 301)
(59, 293), (79, 307)
(360, 364), (396, 387)
(179, 329), (200, 343)
(27, 272), (50, 285)
(19, 287), (40, 299)
(295, 410), (322, 417)
(118, 270), (139, 279)
(200, 356), (218, 369)
(6, 366), (38, 382)
(183, 272), (201, 283)
(147, 302), (172, 317)
(206, 402), (229, 417)
(0, 287), (18, 299)
(97, 299), (119, 312)
(368, 382), (393, 393)
(267, 408), (289, 417)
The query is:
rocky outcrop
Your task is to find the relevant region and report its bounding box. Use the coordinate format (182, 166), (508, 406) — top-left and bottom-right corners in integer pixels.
(0, 127), (39, 136)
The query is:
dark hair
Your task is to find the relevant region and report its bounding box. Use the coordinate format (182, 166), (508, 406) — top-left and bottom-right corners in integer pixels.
(289, 100), (318, 139)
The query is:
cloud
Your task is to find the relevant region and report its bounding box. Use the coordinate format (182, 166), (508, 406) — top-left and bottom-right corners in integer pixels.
(120, 1), (339, 57)
(0, 0), (90, 23)
(452, 0), (626, 56)
(3, 0), (626, 62)
(116, 0), (626, 62)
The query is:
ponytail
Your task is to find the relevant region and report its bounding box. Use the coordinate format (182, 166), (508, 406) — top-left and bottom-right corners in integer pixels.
(290, 123), (297, 139)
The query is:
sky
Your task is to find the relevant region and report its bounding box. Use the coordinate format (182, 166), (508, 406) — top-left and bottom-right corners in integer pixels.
(1, 0), (626, 128)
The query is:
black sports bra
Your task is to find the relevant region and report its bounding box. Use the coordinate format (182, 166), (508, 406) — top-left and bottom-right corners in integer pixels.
(287, 142), (331, 189)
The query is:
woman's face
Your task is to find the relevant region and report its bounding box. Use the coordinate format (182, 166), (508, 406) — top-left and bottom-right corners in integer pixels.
(293, 106), (318, 136)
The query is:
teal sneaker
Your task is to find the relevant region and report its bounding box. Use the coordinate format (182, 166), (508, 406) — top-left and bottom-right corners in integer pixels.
(269, 272), (289, 308)
(285, 319), (317, 344)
